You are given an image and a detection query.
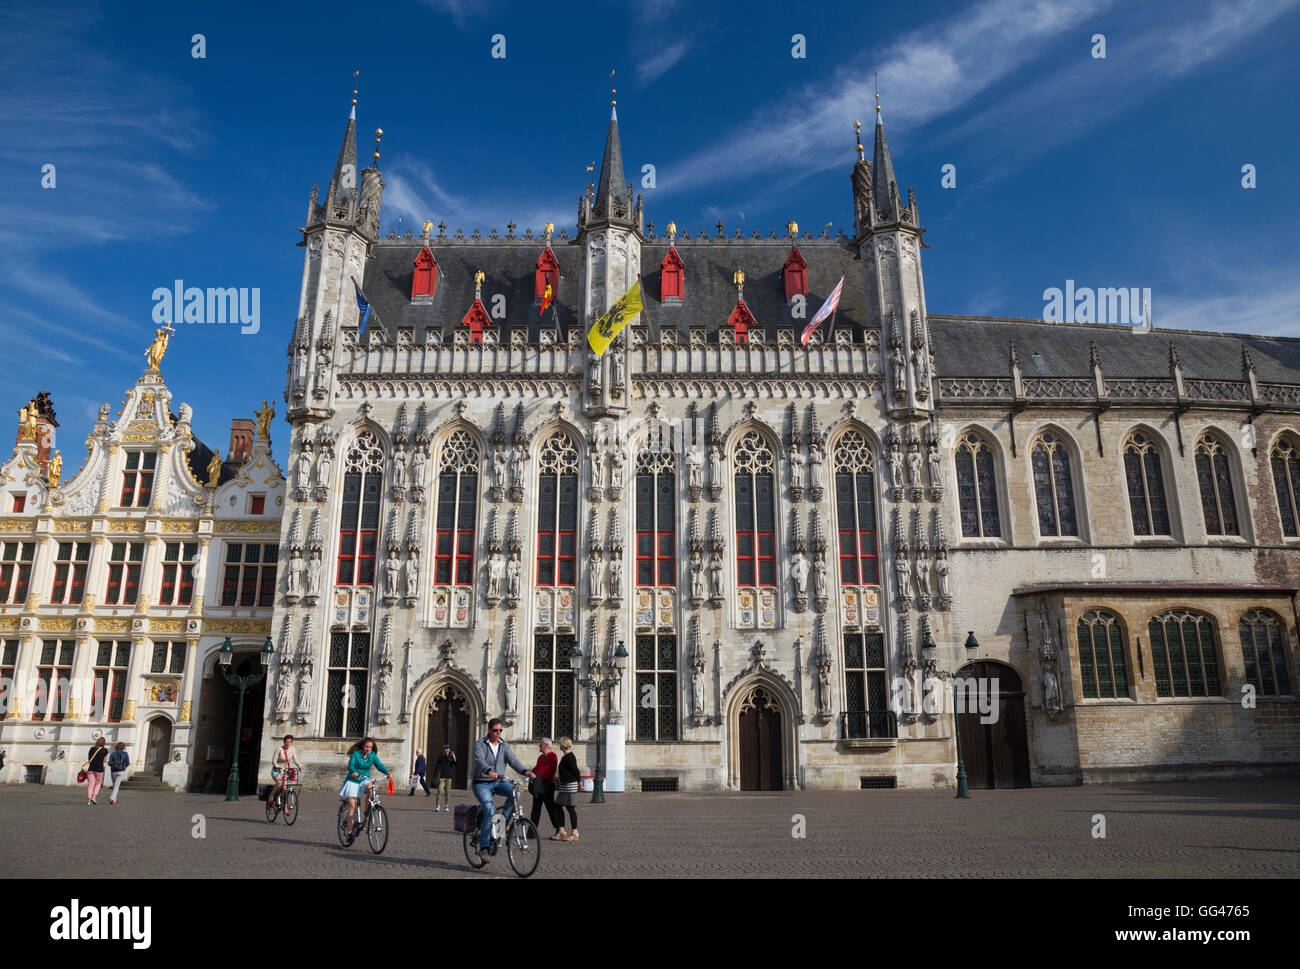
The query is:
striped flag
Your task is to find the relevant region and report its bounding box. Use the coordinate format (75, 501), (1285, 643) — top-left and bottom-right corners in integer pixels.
(801, 276), (843, 346)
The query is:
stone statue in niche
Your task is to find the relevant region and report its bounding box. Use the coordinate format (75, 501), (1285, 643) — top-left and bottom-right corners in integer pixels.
(488, 552), (505, 597)
(610, 449), (624, 490)
(315, 350), (329, 386)
(708, 442), (723, 494)
(611, 348), (625, 393)
(912, 340), (930, 392)
(377, 666), (392, 717)
(295, 668), (312, 722)
(384, 552), (400, 598)
(306, 549), (322, 597)
(906, 439), (922, 488)
(404, 550), (419, 596)
(286, 549), (304, 596)
(505, 664), (519, 713)
(817, 663), (832, 718)
(589, 352), (603, 396)
(392, 444), (408, 489)
(315, 446), (333, 490)
(411, 446), (427, 489)
(686, 445), (704, 491)
(608, 555), (623, 599)
(692, 660), (706, 722)
(294, 348), (308, 388)
(790, 550), (809, 597)
(274, 668), (292, 717)
(506, 550), (521, 598)
(927, 438), (942, 489)
(894, 552), (911, 599)
(491, 446), (507, 492)
(891, 344), (907, 393)
(935, 548), (950, 600)
(297, 448), (313, 491)
(811, 551), (828, 601)
(1043, 664), (1060, 713)
(913, 550), (929, 599)
(588, 550), (605, 600)
(807, 441), (823, 494)
(789, 448), (805, 491)
(708, 551), (724, 599)
(887, 439), (904, 490)
(689, 552), (705, 600)
(510, 444), (526, 491)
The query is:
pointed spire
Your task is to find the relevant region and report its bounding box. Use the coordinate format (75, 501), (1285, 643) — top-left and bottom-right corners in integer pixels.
(386, 507), (399, 551)
(297, 612), (314, 666)
(607, 506), (623, 552)
(308, 510), (324, 550)
(708, 506), (723, 552)
(491, 402), (506, 445)
(1168, 341), (1182, 374)
(507, 509), (521, 552)
(892, 507), (908, 554)
(1241, 343), (1256, 376)
(586, 511), (602, 552)
(405, 508), (420, 549)
(1089, 340), (1102, 371)
(790, 508), (805, 553)
(911, 507), (927, 551)
(288, 509), (303, 549)
(487, 508), (501, 553)
(592, 87), (630, 222)
(278, 616), (293, 662)
(810, 508), (826, 552)
(327, 76), (359, 214)
(688, 507), (702, 553)
(930, 506), (948, 551)
(872, 81), (899, 220)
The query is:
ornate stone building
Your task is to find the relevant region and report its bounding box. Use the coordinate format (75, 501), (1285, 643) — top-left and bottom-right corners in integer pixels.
(0, 359), (285, 791)
(260, 96), (1299, 792)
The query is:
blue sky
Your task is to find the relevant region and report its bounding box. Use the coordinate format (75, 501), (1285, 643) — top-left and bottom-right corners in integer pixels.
(1, 0), (1297, 468)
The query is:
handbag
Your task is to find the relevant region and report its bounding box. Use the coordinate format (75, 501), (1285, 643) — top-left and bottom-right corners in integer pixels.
(76, 770), (88, 784)
(409, 773), (420, 788)
(386, 774), (395, 796)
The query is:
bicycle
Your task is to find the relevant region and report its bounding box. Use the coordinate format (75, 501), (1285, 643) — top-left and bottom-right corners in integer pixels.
(462, 778), (540, 877)
(336, 776), (389, 854)
(265, 768), (301, 825)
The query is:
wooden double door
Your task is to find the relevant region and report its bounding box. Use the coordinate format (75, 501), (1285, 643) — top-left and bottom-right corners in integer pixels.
(737, 686), (783, 791)
(956, 661), (1031, 789)
(425, 685), (471, 789)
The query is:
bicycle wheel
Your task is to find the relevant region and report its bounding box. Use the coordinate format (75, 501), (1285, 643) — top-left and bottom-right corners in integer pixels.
(463, 824), (487, 869)
(283, 789), (298, 825)
(337, 802), (353, 847)
(265, 790), (280, 823)
(366, 804), (389, 854)
(506, 817), (540, 877)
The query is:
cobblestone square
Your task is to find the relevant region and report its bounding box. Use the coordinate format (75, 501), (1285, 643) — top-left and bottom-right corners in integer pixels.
(3, 776), (1298, 879)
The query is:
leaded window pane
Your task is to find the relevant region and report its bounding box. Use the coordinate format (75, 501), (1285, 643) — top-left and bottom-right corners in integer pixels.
(151, 642), (167, 673)
(1273, 453), (1298, 536)
(1032, 445), (1056, 535)
(657, 673), (676, 739)
(635, 672), (655, 738)
(1052, 446), (1078, 536)
(955, 447), (979, 537)
(975, 446), (1000, 537)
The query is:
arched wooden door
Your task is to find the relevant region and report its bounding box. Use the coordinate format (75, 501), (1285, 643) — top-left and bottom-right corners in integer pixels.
(956, 661), (1031, 789)
(737, 686), (783, 790)
(426, 684), (471, 789)
(145, 716), (171, 777)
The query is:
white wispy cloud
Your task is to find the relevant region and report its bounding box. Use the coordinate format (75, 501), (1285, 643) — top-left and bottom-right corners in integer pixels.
(383, 156), (569, 234)
(420, 0), (493, 28)
(636, 38), (692, 85)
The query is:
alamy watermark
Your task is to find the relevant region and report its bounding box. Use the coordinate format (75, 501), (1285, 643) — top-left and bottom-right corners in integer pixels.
(152, 279), (260, 335)
(1042, 280), (1152, 333)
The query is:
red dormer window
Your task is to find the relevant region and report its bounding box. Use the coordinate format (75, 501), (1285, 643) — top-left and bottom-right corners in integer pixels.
(535, 247), (560, 301)
(412, 246), (437, 299)
(461, 300), (491, 344)
(726, 300), (757, 344)
(783, 246), (807, 300)
(661, 246), (685, 300)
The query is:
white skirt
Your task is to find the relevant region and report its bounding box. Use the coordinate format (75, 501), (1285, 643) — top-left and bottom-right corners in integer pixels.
(339, 779), (367, 799)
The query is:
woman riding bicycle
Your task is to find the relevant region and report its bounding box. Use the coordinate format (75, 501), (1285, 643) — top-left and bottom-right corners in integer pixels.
(269, 734), (302, 806)
(339, 737), (390, 845)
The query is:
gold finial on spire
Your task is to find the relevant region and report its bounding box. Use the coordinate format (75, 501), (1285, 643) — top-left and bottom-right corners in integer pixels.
(610, 68), (616, 107)
(352, 69), (359, 107)
(733, 269), (745, 298)
(544, 220), (555, 242)
(423, 219), (433, 238)
(786, 220), (798, 239)
(373, 128), (383, 165)
(873, 72), (881, 121)
(666, 220), (676, 242)
(474, 270), (485, 299)
(854, 119), (864, 160)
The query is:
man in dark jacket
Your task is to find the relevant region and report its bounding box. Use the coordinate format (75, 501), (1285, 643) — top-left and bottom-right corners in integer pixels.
(471, 719), (533, 859)
(409, 748), (431, 796)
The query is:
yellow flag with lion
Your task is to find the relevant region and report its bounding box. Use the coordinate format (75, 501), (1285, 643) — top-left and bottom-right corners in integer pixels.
(586, 280), (644, 356)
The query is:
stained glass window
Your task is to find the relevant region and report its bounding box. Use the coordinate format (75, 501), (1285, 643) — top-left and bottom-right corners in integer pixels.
(1239, 610), (1292, 697)
(955, 432), (1000, 538)
(536, 433), (579, 587)
(1076, 610), (1129, 699)
(1270, 437), (1300, 538)
(635, 448), (676, 588)
(1122, 432), (1171, 536)
(834, 431), (878, 584)
(338, 431), (384, 585)
(325, 631), (370, 737)
(1149, 611), (1221, 698)
(532, 632), (575, 739)
(634, 633), (678, 740)
(434, 430), (479, 586)
(1031, 432), (1079, 537)
(1194, 434), (1240, 536)
(733, 431), (777, 586)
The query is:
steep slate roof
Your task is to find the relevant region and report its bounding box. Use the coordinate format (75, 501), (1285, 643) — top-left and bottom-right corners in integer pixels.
(361, 237), (869, 344)
(928, 315), (1300, 383)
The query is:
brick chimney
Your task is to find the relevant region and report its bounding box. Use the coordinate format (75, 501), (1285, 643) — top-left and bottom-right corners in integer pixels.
(228, 419), (255, 464)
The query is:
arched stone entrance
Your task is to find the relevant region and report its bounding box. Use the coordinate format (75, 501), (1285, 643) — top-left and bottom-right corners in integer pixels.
(725, 675), (798, 790)
(956, 660), (1031, 789)
(413, 672), (482, 791)
(144, 715), (172, 777)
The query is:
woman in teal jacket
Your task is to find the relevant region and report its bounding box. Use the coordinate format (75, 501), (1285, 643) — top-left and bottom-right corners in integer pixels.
(339, 737), (391, 844)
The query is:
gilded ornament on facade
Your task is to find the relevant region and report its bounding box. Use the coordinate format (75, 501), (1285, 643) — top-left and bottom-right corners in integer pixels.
(254, 401), (275, 440)
(206, 450), (223, 487)
(145, 325), (173, 370)
(38, 618), (73, 631)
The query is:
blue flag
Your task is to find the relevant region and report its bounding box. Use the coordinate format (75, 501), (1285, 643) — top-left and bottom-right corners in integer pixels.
(354, 281), (372, 331)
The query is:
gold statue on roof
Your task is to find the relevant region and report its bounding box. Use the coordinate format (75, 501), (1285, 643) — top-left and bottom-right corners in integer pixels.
(145, 324), (174, 370)
(206, 450), (223, 488)
(254, 400), (275, 440)
(18, 401), (38, 441)
(47, 450), (62, 486)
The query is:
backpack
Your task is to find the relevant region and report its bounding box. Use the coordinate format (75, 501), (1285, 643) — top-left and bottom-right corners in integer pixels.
(108, 750), (128, 771)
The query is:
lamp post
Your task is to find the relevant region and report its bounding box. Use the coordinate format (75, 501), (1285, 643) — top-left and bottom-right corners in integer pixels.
(218, 635), (273, 802)
(929, 630), (973, 800)
(569, 639), (626, 804)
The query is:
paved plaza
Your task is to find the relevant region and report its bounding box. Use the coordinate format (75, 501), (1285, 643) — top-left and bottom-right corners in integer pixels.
(2, 776), (1298, 878)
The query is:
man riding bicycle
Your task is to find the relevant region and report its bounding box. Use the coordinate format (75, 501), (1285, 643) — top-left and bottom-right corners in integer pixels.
(269, 734), (302, 806)
(471, 718), (534, 861)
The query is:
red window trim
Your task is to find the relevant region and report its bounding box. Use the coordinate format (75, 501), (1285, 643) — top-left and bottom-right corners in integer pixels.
(412, 246), (438, 299)
(535, 247), (560, 300)
(661, 246), (685, 300)
(783, 245), (808, 300)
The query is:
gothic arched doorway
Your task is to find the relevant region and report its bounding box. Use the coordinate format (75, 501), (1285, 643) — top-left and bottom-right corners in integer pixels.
(956, 661), (1031, 789)
(144, 716), (172, 777)
(425, 683), (471, 790)
(737, 685), (784, 791)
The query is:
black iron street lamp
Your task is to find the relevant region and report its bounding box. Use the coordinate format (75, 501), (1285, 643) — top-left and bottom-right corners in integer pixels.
(568, 639), (627, 804)
(927, 630), (973, 800)
(218, 635), (273, 802)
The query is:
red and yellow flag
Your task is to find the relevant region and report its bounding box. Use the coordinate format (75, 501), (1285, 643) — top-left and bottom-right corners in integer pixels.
(539, 283), (554, 316)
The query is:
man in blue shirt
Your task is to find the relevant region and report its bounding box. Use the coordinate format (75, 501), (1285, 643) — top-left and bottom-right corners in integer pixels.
(472, 718), (534, 860)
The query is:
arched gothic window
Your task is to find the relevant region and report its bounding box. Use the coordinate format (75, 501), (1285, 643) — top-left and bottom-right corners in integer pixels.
(635, 448), (676, 588)
(1122, 432), (1171, 536)
(434, 430), (479, 586)
(338, 430), (384, 585)
(833, 431), (878, 584)
(1270, 436), (1300, 538)
(1075, 610), (1129, 699)
(1148, 610), (1222, 698)
(1239, 609), (1292, 697)
(1194, 433), (1240, 536)
(1031, 432), (1078, 537)
(535, 432), (579, 586)
(732, 431), (777, 587)
(954, 432), (1001, 538)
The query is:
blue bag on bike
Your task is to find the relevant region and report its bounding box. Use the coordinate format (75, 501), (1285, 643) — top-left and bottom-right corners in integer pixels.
(453, 803), (480, 833)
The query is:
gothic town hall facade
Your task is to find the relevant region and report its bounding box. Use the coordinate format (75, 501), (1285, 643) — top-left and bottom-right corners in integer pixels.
(256, 97), (1300, 793)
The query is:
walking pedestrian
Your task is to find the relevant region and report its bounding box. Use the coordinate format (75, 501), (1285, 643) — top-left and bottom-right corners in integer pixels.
(529, 738), (563, 839)
(84, 737), (109, 805)
(409, 748), (431, 796)
(433, 743), (456, 812)
(554, 737), (580, 842)
(107, 742), (130, 805)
